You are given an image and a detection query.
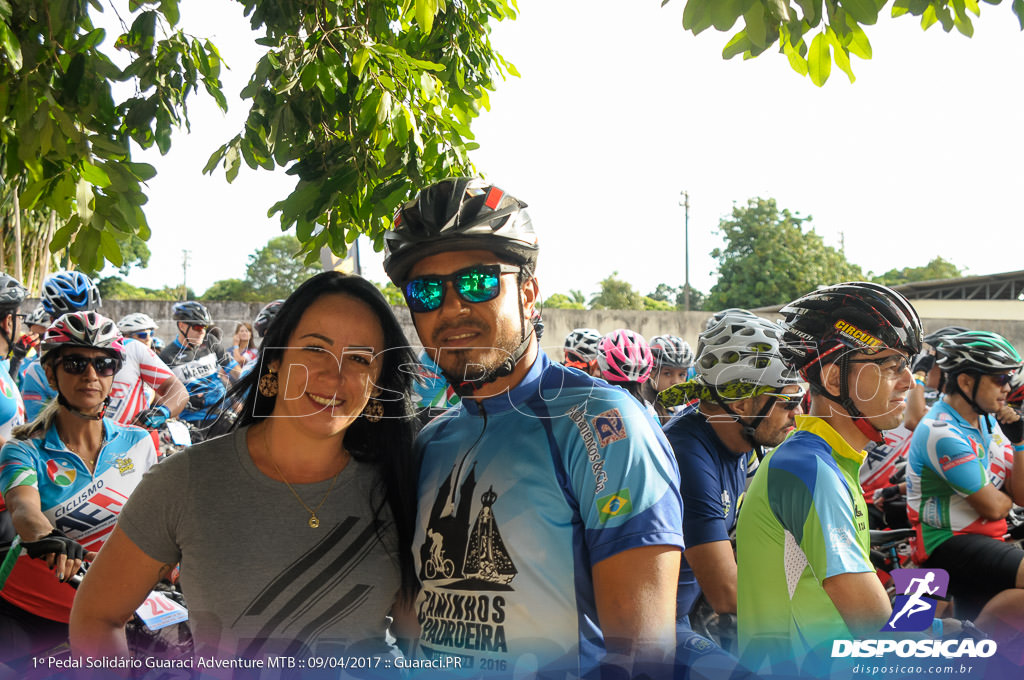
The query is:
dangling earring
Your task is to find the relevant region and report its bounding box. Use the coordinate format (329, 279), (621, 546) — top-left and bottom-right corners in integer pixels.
(362, 399), (383, 423)
(258, 367), (279, 397)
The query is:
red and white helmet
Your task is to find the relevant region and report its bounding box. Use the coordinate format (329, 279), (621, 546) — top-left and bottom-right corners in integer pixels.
(597, 329), (653, 383)
(42, 311), (126, 365)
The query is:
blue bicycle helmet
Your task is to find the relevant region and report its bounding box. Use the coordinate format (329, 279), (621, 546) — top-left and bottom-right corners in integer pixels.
(41, 271), (101, 318)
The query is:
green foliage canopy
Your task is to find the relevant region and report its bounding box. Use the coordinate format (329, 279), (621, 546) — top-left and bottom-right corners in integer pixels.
(244, 234), (321, 299)
(201, 277), (259, 302)
(871, 255), (962, 286)
(589, 272), (646, 311)
(706, 197), (863, 309)
(676, 0), (1024, 86)
(0, 0), (226, 272)
(205, 0), (518, 264)
(0, 0), (517, 273)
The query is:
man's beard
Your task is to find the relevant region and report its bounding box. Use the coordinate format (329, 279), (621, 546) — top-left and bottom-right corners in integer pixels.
(434, 319), (524, 385)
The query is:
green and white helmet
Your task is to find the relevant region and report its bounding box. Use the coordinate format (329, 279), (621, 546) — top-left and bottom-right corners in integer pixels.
(936, 331), (1022, 376)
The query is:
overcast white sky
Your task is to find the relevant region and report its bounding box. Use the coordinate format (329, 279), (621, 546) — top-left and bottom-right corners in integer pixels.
(119, 1), (1024, 301)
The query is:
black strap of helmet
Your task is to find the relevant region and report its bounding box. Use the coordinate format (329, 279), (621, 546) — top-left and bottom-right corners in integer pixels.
(57, 394), (110, 421)
(948, 371), (989, 416)
(443, 291), (538, 398)
(712, 390), (777, 459)
(815, 352), (885, 444)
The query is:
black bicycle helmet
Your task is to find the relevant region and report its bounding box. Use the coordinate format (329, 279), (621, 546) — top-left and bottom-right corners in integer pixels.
(383, 177), (539, 285)
(779, 282), (923, 442)
(172, 301), (213, 326)
(923, 325), (971, 349)
(254, 299), (284, 337)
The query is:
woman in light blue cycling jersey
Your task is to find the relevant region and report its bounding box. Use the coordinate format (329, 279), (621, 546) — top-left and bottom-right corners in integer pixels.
(0, 311), (159, 662)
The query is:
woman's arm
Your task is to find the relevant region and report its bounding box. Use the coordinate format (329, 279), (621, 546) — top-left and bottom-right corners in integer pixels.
(5, 485), (92, 581)
(69, 525), (174, 659)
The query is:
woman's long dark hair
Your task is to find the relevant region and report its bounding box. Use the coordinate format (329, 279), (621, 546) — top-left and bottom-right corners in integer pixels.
(225, 272), (420, 601)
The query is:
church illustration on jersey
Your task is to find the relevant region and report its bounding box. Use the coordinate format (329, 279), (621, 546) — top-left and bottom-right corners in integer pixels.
(420, 451), (517, 590)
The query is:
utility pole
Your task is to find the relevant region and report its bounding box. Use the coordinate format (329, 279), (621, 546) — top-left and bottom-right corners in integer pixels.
(679, 191), (690, 311)
(181, 250), (191, 300)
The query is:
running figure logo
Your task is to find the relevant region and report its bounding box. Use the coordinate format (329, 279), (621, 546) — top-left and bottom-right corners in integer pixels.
(882, 568), (950, 632)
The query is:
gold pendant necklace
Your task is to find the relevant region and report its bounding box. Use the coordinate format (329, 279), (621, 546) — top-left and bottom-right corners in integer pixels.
(263, 426), (343, 528)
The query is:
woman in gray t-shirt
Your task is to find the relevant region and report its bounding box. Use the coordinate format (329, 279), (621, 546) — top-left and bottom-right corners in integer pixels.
(69, 272), (420, 661)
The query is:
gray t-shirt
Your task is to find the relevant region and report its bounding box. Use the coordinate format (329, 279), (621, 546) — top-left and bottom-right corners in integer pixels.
(118, 426), (402, 659)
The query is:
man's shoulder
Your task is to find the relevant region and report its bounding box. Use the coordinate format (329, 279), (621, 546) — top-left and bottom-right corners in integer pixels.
(765, 430), (837, 484)
(663, 409), (715, 448)
(159, 341), (186, 364)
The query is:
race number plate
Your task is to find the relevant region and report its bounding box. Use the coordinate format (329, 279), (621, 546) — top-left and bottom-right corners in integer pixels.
(134, 590), (188, 630)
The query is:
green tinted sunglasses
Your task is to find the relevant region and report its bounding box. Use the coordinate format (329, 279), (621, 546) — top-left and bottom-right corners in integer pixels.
(404, 264), (520, 313)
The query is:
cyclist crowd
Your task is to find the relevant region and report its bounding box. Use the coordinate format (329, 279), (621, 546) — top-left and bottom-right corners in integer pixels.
(0, 178), (1019, 678)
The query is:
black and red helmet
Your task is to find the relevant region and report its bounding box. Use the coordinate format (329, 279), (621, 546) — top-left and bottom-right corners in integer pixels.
(383, 178), (539, 285)
(779, 282), (922, 380)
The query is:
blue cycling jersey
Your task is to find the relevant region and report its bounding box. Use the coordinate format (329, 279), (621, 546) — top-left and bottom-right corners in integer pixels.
(412, 353), (683, 676)
(0, 419), (159, 622)
(19, 356), (55, 423)
(0, 358), (25, 440)
(159, 338), (237, 425)
(663, 407), (747, 623)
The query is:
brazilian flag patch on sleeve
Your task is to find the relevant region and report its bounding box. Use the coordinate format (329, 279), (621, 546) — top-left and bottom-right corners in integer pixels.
(597, 489), (632, 523)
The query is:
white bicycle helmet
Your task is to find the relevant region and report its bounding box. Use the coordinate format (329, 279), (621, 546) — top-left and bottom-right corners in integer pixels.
(705, 307), (759, 331)
(697, 315), (800, 398)
(117, 312), (159, 335)
(650, 335), (694, 369)
(564, 328), (602, 363)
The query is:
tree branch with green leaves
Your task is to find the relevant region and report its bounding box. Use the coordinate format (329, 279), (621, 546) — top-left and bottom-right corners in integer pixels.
(674, 0), (1022, 86)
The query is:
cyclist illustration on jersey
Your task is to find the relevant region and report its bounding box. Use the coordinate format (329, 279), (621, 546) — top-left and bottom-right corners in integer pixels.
(419, 453), (517, 589)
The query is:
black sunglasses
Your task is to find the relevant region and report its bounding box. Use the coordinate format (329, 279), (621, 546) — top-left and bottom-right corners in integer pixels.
(61, 354), (120, 377)
(762, 388), (806, 411)
(181, 323), (207, 332)
(987, 372), (1017, 387)
(403, 264), (520, 313)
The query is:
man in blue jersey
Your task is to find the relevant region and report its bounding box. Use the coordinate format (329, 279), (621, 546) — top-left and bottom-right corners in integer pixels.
(159, 301), (240, 439)
(384, 178), (683, 677)
(659, 312), (803, 631)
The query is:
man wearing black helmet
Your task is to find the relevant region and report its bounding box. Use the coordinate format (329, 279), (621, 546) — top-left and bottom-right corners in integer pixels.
(383, 178), (683, 676)
(906, 331), (1024, 642)
(159, 301), (240, 439)
(858, 325), (968, 530)
(736, 282), (922, 673)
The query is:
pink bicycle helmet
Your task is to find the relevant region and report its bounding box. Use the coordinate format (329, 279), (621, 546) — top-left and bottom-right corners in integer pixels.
(597, 329), (653, 383)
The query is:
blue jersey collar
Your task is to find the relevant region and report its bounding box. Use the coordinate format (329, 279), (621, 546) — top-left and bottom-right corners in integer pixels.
(459, 352), (547, 416)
